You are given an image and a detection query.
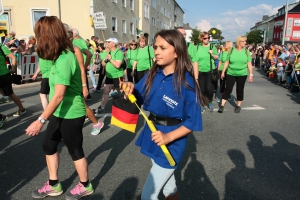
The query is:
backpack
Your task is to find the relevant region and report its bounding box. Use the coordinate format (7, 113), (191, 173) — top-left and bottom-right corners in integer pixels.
(111, 50), (126, 70)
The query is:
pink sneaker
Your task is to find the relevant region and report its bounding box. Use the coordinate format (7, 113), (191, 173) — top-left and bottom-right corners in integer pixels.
(31, 181), (63, 198)
(65, 182), (94, 200)
(91, 121), (104, 135)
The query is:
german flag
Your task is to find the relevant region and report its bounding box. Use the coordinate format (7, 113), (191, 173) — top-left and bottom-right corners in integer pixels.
(111, 93), (140, 133)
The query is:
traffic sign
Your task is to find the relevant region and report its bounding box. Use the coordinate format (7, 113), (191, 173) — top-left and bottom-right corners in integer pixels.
(92, 12), (107, 29)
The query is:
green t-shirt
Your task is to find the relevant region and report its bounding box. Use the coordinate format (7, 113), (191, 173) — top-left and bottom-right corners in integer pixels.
(187, 42), (197, 63)
(126, 49), (138, 69)
(219, 51), (228, 71)
(49, 50), (86, 119)
(100, 51), (109, 61)
(39, 58), (53, 78)
(72, 38), (88, 63)
(226, 48), (251, 76)
(195, 44), (218, 72)
(105, 49), (124, 78)
(0, 44), (11, 76)
(88, 47), (95, 65)
(135, 46), (154, 71)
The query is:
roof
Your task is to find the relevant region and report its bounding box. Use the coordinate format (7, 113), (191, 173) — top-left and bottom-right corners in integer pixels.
(288, 3), (300, 13)
(183, 23), (193, 30)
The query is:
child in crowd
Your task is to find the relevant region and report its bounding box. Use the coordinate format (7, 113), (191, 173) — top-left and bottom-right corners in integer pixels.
(285, 58), (293, 89)
(276, 62), (284, 85)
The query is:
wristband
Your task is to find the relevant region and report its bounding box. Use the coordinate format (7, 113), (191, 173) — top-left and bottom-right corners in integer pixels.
(250, 74), (253, 77)
(82, 84), (87, 87)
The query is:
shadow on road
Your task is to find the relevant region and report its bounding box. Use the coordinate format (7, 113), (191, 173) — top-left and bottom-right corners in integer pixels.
(224, 132), (300, 200)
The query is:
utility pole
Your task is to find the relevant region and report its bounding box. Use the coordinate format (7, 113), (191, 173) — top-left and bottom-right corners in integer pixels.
(282, 0), (289, 45)
(58, 0), (61, 20)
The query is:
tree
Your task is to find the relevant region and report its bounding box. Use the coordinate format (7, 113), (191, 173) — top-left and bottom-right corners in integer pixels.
(208, 27), (224, 42)
(246, 30), (263, 44)
(189, 28), (201, 45)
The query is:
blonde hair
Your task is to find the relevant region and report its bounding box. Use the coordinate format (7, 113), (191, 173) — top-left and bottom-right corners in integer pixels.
(235, 36), (247, 48)
(198, 31), (209, 43)
(225, 41), (233, 52)
(138, 36), (147, 45)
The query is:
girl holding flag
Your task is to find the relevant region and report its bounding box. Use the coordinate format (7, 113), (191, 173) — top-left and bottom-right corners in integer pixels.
(122, 29), (203, 200)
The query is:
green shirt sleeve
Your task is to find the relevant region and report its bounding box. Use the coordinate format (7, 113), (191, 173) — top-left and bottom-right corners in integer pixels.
(187, 43), (197, 63)
(113, 50), (124, 61)
(2, 45), (11, 55)
(54, 58), (72, 86)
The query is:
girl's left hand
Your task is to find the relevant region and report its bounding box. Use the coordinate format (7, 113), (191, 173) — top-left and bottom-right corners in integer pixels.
(248, 76), (253, 83)
(26, 120), (44, 136)
(151, 131), (172, 146)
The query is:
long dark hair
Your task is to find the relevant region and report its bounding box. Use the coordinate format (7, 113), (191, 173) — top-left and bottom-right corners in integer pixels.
(35, 16), (74, 60)
(143, 29), (203, 106)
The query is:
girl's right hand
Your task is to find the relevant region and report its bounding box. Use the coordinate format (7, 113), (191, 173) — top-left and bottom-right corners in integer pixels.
(131, 71), (134, 77)
(121, 82), (135, 96)
(221, 72), (225, 79)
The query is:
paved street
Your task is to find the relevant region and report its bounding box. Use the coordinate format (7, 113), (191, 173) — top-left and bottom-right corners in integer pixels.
(1, 68), (300, 200)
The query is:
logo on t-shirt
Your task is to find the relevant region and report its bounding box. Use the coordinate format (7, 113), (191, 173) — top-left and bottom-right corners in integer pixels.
(162, 95), (178, 109)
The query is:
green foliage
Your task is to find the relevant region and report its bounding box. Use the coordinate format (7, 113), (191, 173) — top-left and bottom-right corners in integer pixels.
(208, 27), (224, 41)
(246, 30), (263, 44)
(189, 28), (201, 45)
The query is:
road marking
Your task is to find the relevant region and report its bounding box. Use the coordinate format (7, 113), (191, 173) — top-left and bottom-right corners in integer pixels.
(242, 105), (265, 110)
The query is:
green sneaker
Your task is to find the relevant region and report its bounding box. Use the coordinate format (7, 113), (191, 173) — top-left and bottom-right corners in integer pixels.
(65, 182), (94, 200)
(0, 114), (8, 129)
(31, 181), (63, 198)
(13, 109), (26, 117)
(0, 97), (9, 104)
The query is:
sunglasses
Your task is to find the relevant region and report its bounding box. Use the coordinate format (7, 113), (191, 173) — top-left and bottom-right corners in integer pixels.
(130, 44), (137, 46)
(203, 37), (210, 40)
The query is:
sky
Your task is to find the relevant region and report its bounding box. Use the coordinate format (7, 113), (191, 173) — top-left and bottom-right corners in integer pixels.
(176, 0), (300, 41)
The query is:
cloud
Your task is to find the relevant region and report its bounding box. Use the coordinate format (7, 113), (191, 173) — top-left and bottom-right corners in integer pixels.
(194, 4), (280, 41)
(195, 20), (211, 31)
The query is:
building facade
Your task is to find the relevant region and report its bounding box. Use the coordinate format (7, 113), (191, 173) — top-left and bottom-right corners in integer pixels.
(1, 0), (95, 42)
(1, 0), (184, 45)
(250, 2), (300, 44)
(273, 3), (300, 44)
(93, 0), (184, 44)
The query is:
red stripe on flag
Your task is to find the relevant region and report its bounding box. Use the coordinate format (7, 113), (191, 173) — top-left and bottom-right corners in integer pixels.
(112, 105), (139, 124)
(24, 56), (27, 63)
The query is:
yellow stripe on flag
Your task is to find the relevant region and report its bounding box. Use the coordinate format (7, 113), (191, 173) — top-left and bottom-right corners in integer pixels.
(111, 116), (137, 133)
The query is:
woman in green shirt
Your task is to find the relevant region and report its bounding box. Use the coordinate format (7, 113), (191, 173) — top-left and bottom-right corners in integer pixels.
(126, 39), (138, 82)
(26, 16), (94, 199)
(131, 36), (155, 83)
(217, 41), (233, 102)
(96, 42), (109, 90)
(218, 36), (253, 113)
(195, 31), (218, 112)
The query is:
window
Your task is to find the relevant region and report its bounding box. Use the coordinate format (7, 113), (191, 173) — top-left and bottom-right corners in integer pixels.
(112, 17), (117, 32)
(292, 31), (300, 38)
(122, 0), (126, 7)
(152, 17), (156, 26)
(144, 3), (149, 19)
(161, 7), (163, 14)
(151, 0), (156, 9)
(112, 0), (117, 3)
(122, 20), (126, 33)
(30, 8), (49, 29)
(130, 0), (134, 10)
(294, 19), (300, 26)
(130, 22), (134, 35)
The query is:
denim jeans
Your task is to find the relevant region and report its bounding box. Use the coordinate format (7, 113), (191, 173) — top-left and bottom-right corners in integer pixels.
(141, 159), (176, 200)
(88, 65), (97, 87)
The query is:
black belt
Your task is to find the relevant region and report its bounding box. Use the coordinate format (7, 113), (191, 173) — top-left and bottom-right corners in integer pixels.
(148, 113), (182, 126)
